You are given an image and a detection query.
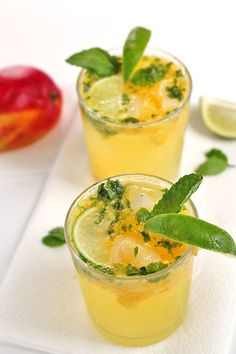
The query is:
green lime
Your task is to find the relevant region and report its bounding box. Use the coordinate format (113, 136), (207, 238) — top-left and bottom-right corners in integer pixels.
(86, 75), (126, 119)
(72, 207), (113, 265)
(200, 96), (236, 138)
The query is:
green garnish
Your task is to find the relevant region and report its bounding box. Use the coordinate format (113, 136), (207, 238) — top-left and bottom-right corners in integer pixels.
(107, 211), (120, 236)
(195, 148), (230, 176)
(126, 264), (139, 276)
(145, 214), (236, 256)
(83, 82), (91, 93)
(126, 262), (167, 276)
(151, 173), (203, 216)
(161, 188), (169, 193)
(136, 208), (151, 223)
(121, 93), (130, 105)
(68, 249), (169, 277)
(66, 48), (119, 77)
(141, 230), (151, 242)
(131, 64), (167, 86)
(112, 199), (124, 210)
(121, 224), (127, 232)
(78, 251), (114, 275)
(42, 227), (65, 247)
(123, 26), (151, 81)
(97, 179), (124, 202)
(134, 246), (139, 257)
(157, 239), (181, 255)
(121, 117), (139, 123)
(175, 69), (183, 77)
(166, 85), (184, 101)
(95, 207), (106, 224)
(142, 172), (236, 257)
(145, 262), (167, 274)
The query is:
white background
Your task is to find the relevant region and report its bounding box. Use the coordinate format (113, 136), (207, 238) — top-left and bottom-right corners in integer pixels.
(1, 0), (236, 353)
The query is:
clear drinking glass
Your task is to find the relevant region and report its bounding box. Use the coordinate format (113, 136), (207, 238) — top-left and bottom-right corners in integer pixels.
(65, 174), (198, 346)
(77, 49), (192, 181)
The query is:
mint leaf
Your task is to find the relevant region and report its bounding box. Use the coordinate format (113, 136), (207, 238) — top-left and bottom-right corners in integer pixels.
(156, 239), (181, 255)
(165, 85), (184, 101)
(123, 27), (151, 81)
(134, 246), (139, 257)
(131, 64), (167, 86)
(175, 70), (183, 77)
(66, 48), (118, 77)
(151, 173), (203, 216)
(196, 149), (229, 176)
(42, 236), (65, 247)
(141, 231), (151, 242)
(145, 262), (167, 274)
(126, 264), (139, 276)
(136, 208), (151, 222)
(95, 207), (106, 224)
(125, 262), (167, 276)
(42, 227), (65, 247)
(97, 179), (124, 202)
(145, 213), (236, 256)
(121, 93), (130, 105)
(196, 157), (228, 175)
(206, 149), (228, 161)
(121, 117), (139, 123)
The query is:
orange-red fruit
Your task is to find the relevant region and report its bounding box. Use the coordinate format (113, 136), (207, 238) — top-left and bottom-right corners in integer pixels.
(0, 66), (62, 151)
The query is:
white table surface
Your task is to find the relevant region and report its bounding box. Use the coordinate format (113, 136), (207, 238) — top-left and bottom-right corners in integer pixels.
(1, 1), (236, 353)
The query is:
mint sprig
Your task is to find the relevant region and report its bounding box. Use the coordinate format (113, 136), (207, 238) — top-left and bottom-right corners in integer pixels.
(123, 27), (151, 81)
(151, 173), (203, 216)
(196, 148), (230, 176)
(66, 48), (119, 77)
(143, 173), (236, 257)
(42, 227), (65, 247)
(145, 214), (236, 256)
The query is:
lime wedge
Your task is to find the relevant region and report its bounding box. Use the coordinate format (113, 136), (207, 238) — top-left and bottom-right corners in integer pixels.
(87, 75), (127, 119)
(72, 207), (113, 265)
(200, 96), (236, 138)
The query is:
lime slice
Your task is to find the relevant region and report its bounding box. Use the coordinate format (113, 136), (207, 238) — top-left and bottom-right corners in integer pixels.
(88, 75), (127, 119)
(72, 207), (113, 265)
(200, 96), (236, 138)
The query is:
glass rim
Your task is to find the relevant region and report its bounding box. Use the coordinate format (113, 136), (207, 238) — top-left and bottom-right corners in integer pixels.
(77, 47), (192, 128)
(64, 173), (198, 282)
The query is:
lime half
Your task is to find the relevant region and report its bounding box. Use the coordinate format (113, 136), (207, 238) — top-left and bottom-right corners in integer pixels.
(200, 96), (236, 138)
(72, 207), (113, 266)
(87, 75), (127, 120)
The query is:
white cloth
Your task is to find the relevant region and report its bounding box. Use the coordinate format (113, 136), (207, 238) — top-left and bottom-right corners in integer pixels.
(0, 108), (236, 354)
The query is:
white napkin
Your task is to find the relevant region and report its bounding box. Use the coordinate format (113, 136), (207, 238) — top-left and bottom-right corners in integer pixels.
(0, 85), (77, 177)
(0, 107), (236, 354)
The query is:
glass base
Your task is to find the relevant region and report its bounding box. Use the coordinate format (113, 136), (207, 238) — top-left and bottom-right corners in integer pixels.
(94, 316), (184, 347)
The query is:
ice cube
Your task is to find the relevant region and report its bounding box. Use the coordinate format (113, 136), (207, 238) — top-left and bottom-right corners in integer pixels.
(125, 183), (162, 210)
(159, 79), (178, 111)
(110, 236), (160, 268)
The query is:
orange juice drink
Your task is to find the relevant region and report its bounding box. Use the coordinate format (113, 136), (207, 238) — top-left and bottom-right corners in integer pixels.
(65, 174), (197, 346)
(77, 50), (192, 181)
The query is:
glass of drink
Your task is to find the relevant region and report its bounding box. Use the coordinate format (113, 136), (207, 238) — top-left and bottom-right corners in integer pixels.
(65, 174), (197, 346)
(77, 49), (192, 181)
